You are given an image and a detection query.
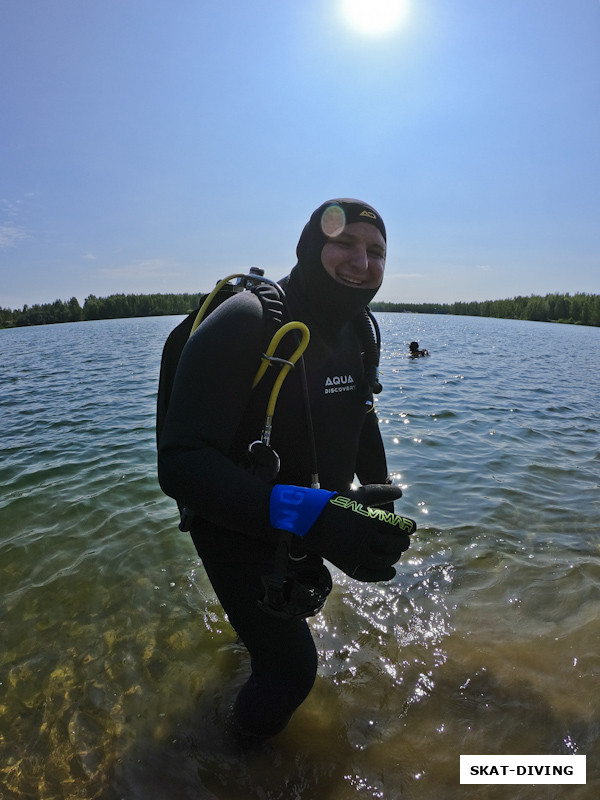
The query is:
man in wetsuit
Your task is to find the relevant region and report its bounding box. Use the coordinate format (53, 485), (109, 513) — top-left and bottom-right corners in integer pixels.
(409, 341), (429, 358)
(158, 198), (416, 741)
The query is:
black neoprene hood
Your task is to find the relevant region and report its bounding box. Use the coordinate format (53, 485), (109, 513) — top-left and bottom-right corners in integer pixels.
(287, 198), (386, 327)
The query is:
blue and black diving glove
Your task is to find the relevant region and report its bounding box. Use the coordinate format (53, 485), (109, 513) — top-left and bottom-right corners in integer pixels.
(269, 483), (416, 582)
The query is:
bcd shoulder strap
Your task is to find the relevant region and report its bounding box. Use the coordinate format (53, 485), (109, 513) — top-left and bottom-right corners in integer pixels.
(356, 307), (382, 395)
(156, 280), (283, 448)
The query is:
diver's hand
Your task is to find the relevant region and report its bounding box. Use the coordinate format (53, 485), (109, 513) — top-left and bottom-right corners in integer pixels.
(352, 482), (401, 515)
(269, 484), (416, 582)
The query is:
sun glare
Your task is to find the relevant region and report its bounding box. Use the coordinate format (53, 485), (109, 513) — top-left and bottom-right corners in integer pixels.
(341, 0), (410, 36)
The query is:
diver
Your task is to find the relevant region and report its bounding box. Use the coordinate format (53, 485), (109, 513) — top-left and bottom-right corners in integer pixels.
(158, 198), (417, 743)
(409, 341), (429, 358)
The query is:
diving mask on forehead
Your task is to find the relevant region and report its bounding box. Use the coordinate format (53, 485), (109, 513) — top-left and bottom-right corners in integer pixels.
(319, 200), (387, 241)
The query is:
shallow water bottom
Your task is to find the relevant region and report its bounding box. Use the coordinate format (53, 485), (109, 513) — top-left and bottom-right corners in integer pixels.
(2, 555), (598, 800)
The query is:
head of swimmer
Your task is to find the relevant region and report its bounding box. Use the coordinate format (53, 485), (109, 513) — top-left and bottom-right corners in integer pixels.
(318, 202), (386, 291)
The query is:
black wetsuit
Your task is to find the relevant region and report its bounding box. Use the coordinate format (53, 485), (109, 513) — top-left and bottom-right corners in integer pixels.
(158, 201), (390, 738)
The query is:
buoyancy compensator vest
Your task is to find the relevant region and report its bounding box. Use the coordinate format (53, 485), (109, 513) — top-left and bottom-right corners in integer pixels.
(156, 268), (382, 620)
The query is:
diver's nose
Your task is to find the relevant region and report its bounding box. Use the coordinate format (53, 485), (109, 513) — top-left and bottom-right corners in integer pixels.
(347, 244), (369, 273)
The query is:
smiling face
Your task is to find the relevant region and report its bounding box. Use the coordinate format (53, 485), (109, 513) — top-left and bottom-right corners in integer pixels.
(320, 221), (386, 290)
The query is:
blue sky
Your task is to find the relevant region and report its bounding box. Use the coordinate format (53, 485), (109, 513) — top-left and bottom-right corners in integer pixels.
(1, 0), (599, 308)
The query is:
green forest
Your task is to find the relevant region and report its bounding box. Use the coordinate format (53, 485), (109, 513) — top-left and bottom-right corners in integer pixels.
(0, 293), (204, 329)
(370, 291), (600, 326)
(1, 290), (599, 329)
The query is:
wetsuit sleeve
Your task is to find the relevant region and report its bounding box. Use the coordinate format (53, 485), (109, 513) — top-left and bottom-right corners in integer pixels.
(355, 406), (389, 485)
(157, 291), (275, 538)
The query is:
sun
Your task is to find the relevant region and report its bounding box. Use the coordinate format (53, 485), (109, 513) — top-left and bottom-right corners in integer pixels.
(341, 0), (410, 36)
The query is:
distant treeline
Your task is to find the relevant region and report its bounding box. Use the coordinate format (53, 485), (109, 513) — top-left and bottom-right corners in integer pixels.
(0, 292), (204, 329)
(1, 290), (599, 329)
(370, 292), (600, 327)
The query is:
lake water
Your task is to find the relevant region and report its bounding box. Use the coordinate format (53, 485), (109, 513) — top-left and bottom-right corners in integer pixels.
(1, 312), (598, 800)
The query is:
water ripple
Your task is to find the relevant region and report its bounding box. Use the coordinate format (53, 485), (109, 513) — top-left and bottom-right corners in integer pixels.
(1, 314), (599, 799)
